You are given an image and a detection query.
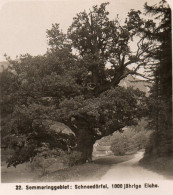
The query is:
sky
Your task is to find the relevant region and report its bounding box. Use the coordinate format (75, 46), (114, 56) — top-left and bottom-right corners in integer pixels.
(0, 0), (171, 61)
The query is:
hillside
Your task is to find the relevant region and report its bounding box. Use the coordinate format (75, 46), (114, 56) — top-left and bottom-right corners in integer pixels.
(119, 75), (151, 96)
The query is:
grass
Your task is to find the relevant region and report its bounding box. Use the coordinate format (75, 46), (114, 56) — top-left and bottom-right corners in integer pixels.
(38, 154), (134, 182)
(38, 163), (110, 182)
(1, 161), (39, 183)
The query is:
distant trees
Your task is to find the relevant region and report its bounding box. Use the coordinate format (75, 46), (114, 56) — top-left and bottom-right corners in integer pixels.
(1, 2), (167, 166)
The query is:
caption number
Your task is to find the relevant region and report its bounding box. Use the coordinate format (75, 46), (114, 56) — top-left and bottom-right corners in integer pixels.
(16, 185), (23, 190)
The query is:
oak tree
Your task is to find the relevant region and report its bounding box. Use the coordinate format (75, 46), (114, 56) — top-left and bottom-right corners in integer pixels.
(1, 3), (156, 165)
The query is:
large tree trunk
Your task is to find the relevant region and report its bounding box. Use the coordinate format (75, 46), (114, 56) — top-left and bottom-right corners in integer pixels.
(76, 127), (95, 163)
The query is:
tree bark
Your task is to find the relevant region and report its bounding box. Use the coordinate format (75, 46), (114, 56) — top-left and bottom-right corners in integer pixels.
(76, 127), (95, 163)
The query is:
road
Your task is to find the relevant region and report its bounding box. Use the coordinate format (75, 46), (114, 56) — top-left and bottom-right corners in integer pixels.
(100, 151), (166, 181)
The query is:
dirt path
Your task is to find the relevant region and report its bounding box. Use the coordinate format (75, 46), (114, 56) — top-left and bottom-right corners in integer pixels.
(100, 151), (168, 181)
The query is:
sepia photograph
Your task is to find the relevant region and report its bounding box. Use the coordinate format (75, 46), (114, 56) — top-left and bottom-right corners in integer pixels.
(0, 0), (172, 194)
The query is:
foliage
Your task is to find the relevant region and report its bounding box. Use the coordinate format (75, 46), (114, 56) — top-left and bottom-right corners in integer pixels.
(2, 103), (76, 167)
(68, 2), (157, 93)
(28, 144), (64, 176)
(110, 120), (151, 156)
(28, 143), (81, 176)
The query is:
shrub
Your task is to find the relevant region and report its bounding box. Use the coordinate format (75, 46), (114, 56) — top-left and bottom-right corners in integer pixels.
(110, 123), (151, 156)
(110, 131), (136, 156)
(28, 144), (64, 176)
(28, 143), (82, 176)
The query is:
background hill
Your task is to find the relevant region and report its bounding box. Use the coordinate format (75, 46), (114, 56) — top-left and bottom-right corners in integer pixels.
(119, 75), (151, 96)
